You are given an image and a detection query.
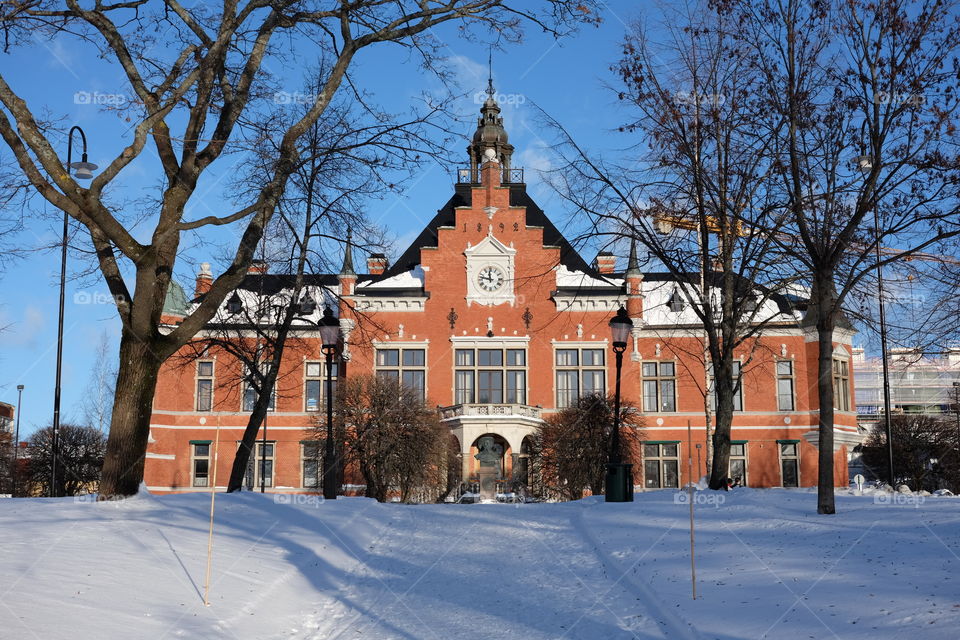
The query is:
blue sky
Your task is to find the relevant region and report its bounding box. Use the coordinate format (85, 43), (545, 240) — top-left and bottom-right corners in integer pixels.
(0, 2), (645, 437)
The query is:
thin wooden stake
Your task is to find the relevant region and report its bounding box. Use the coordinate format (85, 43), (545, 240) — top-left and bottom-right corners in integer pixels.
(203, 421), (222, 607)
(687, 419), (697, 600)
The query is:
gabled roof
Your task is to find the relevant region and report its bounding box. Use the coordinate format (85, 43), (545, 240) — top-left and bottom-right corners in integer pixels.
(377, 184), (610, 284)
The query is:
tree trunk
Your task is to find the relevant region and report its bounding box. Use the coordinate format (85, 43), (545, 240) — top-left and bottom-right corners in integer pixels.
(99, 331), (163, 498)
(815, 302), (837, 515)
(226, 395), (274, 492)
(708, 360), (736, 490)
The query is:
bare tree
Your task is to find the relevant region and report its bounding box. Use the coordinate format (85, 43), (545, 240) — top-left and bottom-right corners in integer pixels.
(861, 414), (960, 492)
(0, 0), (599, 497)
(25, 423), (107, 497)
(744, 0), (960, 513)
(327, 374), (447, 503)
(543, 0), (795, 490)
(535, 393), (642, 501)
(78, 331), (117, 433)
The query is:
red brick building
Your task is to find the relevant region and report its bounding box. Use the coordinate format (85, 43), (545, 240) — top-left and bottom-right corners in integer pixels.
(144, 92), (860, 494)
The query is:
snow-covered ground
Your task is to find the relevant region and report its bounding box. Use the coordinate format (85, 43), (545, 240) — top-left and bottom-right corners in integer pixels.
(0, 488), (957, 639)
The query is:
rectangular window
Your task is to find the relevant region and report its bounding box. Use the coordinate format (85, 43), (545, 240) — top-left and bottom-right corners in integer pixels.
(376, 347), (426, 399)
(244, 441), (275, 489)
(555, 347), (606, 408)
(779, 441), (799, 487)
(707, 361), (742, 412)
(302, 442), (321, 489)
(833, 359), (850, 411)
(643, 442), (680, 488)
(243, 364), (276, 412)
(729, 442), (748, 486)
(776, 360), (795, 411)
(191, 442), (211, 487)
(642, 362), (676, 412)
(456, 347), (527, 405)
(196, 361), (214, 412)
(306, 361), (338, 411)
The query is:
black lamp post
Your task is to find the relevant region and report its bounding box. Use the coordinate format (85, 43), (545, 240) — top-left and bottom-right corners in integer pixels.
(855, 154), (895, 488)
(12, 384), (23, 497)
(318, 305), (340, 500)
(605, 306), (633, 502)
(52, 127), (98, 498)
(953, 381), (960, 456)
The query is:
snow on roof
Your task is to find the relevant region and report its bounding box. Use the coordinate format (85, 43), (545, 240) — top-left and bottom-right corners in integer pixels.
(554, 265), (620, 290)
(357, 265), (425, 290)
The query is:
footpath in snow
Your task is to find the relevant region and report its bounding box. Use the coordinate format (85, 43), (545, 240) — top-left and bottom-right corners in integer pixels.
(0, 487), (957, 639)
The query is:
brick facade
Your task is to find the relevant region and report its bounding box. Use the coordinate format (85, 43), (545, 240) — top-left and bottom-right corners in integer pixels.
(145, 96), (859, 494)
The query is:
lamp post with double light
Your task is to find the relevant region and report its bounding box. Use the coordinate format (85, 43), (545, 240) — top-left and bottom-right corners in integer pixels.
(52, 127), (98, 498)
(605, 307), (634, 502)
(317, 306), (341, 500)
(854, 154), (895, 488)
(12, 384), (23, 497)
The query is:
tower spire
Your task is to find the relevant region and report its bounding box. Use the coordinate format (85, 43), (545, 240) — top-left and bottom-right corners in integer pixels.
(467, 50), (514, 181)
(487, 47), (495, 98)
(625, 238), (641, 277)
(340, 227), (356, 277)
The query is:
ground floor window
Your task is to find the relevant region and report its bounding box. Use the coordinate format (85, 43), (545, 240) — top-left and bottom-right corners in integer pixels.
(302, 441), (321, 489)
(191, 441), (211, 487)
(779, 440), (800, 487)
(729, 441), (748, 486)
(243, 441), (275, 489)
(643, 442), (680, 488)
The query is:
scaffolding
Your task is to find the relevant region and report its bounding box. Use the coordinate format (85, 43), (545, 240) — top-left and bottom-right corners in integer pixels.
(853, 347), (960, 421)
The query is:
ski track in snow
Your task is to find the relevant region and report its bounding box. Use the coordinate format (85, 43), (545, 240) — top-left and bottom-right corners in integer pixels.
(1, 488), (959, 639)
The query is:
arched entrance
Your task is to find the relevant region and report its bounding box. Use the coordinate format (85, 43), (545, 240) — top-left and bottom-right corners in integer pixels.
(469, 433), (510, 500)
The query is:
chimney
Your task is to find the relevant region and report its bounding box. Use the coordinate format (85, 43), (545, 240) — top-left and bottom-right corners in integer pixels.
(248, 259), (268, 275)
(367, 253), (389, 276)
(195, 262), (213, 297)
(593, 251), (616, 274)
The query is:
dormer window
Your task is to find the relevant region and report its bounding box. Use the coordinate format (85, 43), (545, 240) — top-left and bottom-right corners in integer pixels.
(668, 290), (685, 313)
(743, 296), (758, 315)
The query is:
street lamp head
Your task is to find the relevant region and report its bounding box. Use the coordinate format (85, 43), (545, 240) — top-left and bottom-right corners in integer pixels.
(16, 384), (24, 391)
(854, 155), (873, 171)
(70, 153), (98, 180)
(318, 305), (340, 349)
(609, 306), (632, 352)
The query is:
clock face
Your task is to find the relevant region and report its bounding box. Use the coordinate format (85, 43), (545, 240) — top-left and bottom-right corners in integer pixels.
(477, 266), (505, 292)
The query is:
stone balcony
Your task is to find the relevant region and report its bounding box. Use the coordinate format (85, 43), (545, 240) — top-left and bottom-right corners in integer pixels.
(439, 403), (543, 421)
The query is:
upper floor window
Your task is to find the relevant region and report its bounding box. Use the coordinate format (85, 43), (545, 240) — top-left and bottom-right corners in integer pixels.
(196, 361), (214, 412)
(776, 360), (795, 411)
(243, 364), (276, 412)
(642, 361), (676, 412)
(376, 348), (426, 399)
(707, 361), (743, 412)
(305, 361), (338, 411)
(555, 348), (605, 408)
(833, 359), (850, 411)
(456, 348), (526, 404)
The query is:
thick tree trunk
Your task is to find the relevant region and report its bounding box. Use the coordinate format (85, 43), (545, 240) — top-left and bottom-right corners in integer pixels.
(99, 331), (163, 498)
(816, 306), (837, 515)
(226, 395), (274, 493)
(708, 371), (735, 490)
